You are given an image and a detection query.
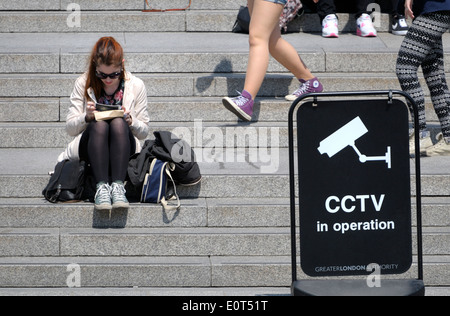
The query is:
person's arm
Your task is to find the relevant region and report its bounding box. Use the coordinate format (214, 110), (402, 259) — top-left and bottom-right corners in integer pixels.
(127, 77), (150, 140)
(66, 75), (90, 137)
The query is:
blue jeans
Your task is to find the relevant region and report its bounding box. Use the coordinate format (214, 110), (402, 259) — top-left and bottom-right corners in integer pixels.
(264, 0), (287, 5)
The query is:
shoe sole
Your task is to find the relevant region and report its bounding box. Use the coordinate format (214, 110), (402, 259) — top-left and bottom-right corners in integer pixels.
(322, 33), (339, 38)
(357, 29), (377, 37)
(285, 95), (298, 102)
(285, 86), (324, 102)
(392, 30), (408, 36)
(222, 97), (252, 122)
(95, 203), (112, 211)
(112, 202), (130, 211)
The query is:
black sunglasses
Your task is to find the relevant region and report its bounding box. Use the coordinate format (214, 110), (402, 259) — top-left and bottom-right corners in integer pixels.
(95, 70), (122, 80)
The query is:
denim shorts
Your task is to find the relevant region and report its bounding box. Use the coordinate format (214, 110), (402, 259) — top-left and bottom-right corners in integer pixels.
(264, 0), (287, 5)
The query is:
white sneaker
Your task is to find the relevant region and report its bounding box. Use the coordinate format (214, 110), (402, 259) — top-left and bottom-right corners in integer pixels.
(356, 13), (377, 37)
(425, 133), (450, 157)
(409, 133), (433, 156)
(322, 14), (339, 38)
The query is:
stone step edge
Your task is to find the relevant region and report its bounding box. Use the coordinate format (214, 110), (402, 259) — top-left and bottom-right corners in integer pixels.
(2, 196), (450, 205)
(0, 175), (448, 198)
(0, 286), (448, 297)
(1, 226), (448, 233)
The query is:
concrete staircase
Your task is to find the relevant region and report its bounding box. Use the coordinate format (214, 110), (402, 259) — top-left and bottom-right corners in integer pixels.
(0, 0), (449, 295)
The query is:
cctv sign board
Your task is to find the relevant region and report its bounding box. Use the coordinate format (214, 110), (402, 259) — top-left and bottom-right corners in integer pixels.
(297, 99), (412, 277)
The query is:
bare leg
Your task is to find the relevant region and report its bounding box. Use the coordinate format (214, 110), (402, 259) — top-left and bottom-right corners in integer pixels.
(221, 0), (322, 121)
(245, 0), (314, 98)
(269, 27), (314, 81)
(244, 0), (283, 98)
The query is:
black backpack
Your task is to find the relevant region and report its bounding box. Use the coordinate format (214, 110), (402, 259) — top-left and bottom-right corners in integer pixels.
(150, 131), (202, 186)
(127, 131), (202, 189)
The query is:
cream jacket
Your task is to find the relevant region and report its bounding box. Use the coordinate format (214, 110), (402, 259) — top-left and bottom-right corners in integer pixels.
(58, 71), (150, 162)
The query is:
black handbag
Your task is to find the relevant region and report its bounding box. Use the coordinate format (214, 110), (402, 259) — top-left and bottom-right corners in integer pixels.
(232, 6), (250, 34)
(43, 160), (87, 203)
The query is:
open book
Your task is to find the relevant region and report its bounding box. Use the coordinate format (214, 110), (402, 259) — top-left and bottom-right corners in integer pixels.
(94, 110), (125, 121)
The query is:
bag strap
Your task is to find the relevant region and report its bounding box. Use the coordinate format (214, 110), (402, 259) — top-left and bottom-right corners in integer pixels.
(143, 0), (192, 12)
(161, 163), (181, 211)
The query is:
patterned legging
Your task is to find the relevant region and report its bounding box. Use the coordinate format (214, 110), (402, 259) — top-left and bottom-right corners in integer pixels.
(396, 11), (450, 141)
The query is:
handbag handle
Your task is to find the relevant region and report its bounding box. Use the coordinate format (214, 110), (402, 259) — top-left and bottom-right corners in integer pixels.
(161, 164), (181, 211)
(143, 0), (192, 12)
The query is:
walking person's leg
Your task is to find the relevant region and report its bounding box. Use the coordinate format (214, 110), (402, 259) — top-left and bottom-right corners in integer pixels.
(222, 0), (323, 121)
(252, 0), (322, 101)
(222, 0), (282, 121)
(268, 21), (315, 82)
(244, 0), (286, 99)
(419, 14), (450, 155)
(396, 12), (450, 155)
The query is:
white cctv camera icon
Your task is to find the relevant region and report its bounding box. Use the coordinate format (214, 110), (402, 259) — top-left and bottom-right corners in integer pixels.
(318, 116), (392, 169)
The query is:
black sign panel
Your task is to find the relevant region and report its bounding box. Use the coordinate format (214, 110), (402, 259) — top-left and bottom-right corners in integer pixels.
(297, 99), (412, 277)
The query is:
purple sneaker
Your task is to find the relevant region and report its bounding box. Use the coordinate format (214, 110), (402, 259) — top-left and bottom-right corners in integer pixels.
(285, 77), (323, 101)
(222, 90), (254, 121)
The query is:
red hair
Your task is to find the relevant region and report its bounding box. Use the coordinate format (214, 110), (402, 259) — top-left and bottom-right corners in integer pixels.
(84, 37), (125, 101)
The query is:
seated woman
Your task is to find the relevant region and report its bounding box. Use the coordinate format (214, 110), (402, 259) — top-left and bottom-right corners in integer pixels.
(59, 37), (150, 211)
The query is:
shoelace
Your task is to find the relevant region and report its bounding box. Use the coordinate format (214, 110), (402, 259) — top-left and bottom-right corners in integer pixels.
(111, 183), (127, 202)
(95, 183), (111, 204)
(293, 82), (310, 97)
(232, 91), (250, 107)
(432, 139), (447, 150)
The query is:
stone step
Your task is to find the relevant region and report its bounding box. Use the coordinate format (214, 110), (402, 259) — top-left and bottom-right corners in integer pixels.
(0, 227), (448, 257)
(0, 227), (290, 257)
(0, 11), (394, 33)
(2, 0), (246, 11)
(1, 148), (450, 198)
(2, 147), (450, 178)
(0, 32), (414, 74)
(0, 49), (329, 74)
(0, 96), (443, 124)
(1, 286), (449, 296)
(0, 119), (447, 150)
(0, 97), (299, 123)
(1, 173), (449, 199)
(0, 72), (421, 98)
(0, 197), (448, 229)
(0, 255), (447, 288)
(0, 121), (289, 148)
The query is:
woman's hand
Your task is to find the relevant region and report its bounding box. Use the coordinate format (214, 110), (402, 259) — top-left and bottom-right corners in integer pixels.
(405, 0), (415, 20)
(85, 101), (96, 122)
(123, 106), (133, 126)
